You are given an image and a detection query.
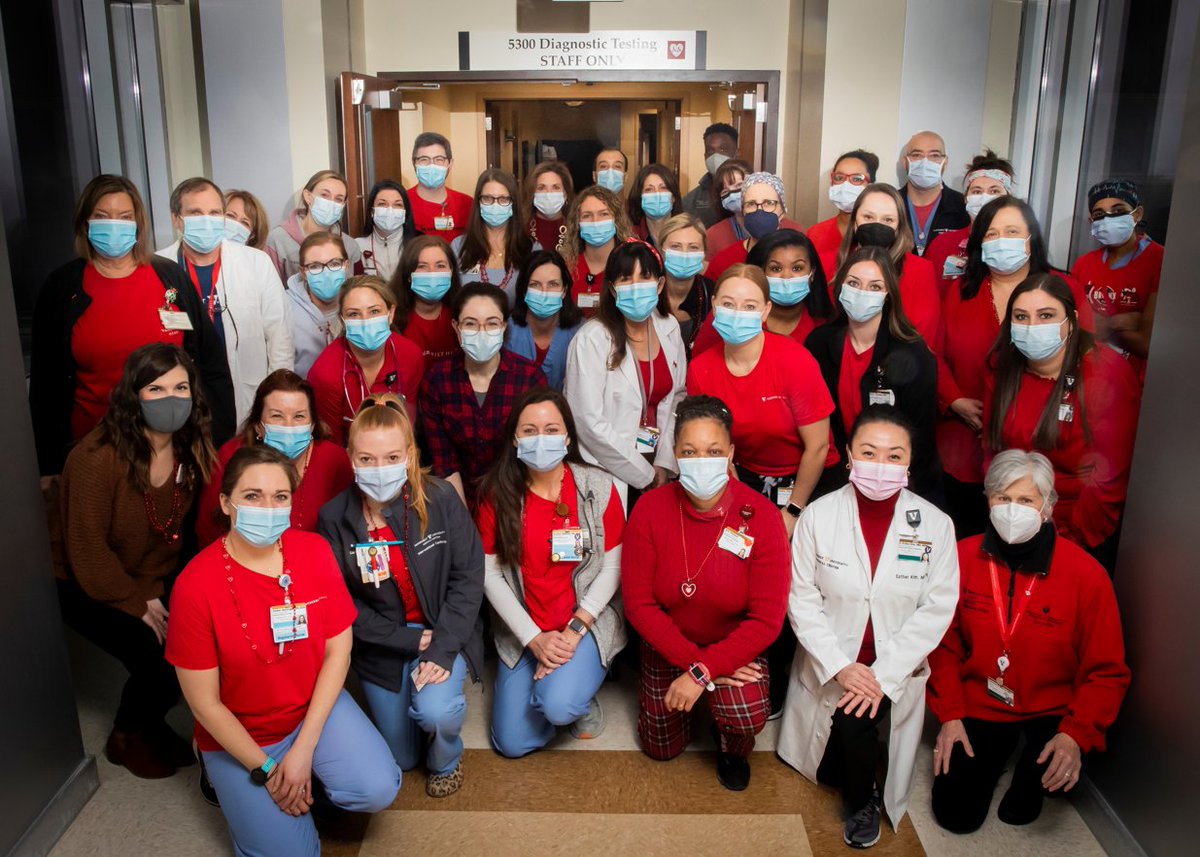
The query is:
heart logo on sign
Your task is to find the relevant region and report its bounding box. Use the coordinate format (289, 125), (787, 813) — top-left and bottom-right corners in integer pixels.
(680, 582), (697, 598)
(668, 40), (686, 59)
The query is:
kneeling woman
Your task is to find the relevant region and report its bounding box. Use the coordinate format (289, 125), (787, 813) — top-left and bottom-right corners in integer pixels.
(623, 395), (788, 790)
(779, 406), (959, 849)
(167, 446), (400, 857)
(928, 450), (1129, 833)
(318, 395), (484, 797)
(477, 387), (627, 757)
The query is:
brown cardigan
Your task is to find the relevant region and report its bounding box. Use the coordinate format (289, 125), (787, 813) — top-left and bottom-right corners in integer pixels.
(53, 428), (195, 618)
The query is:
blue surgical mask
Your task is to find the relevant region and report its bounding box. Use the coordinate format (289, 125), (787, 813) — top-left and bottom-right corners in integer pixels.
(480, 202), (513, 228)
(525, 288), (564, 319)
(839, 284), (886, 322)
(906, 158), (943, 190)
(309, 196), (344, 228)
(965, 193), (1003, 220)
(1011, 319), (1066, 361)
(410, 271), (452, 302)
(262, 423), (313, 460)
(306, 267), (346, 302)
(579, 219), (617, 247)
(721, 192), (742, 214)
(373, 207), (406, 234)
(224, 219), (251, 245)
(355, 462), (408, 503)
(415, 164), (448, 190)
(233, 505), (291, 547)
(663, 249), (705, 279)
(182, 215), (226, 254)
(344, 315), (391, 352)
(713, 307), (763, 345)
(87, 219), (138, 259)
(614, 281), (660, 322)
(981, 237), (1030, 275)
(768, 275), (811, 306)
(678, 456), (730, 501)
(516, 434), (569, 472)
(641, 191), (673, 219)
(1091, 214), (1135, 247)
(460, 329), (505, 362)
(534, 192), (566, 218)
(596, 169), (624, 193)
(743, 209), (779, 239)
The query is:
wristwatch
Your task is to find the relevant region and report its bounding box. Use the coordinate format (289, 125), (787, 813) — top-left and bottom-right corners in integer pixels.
(688, 662), (716, 692)
(566, 617), (589, 637)
(250, 756), (276, 786)
(785, 502), (804, 519)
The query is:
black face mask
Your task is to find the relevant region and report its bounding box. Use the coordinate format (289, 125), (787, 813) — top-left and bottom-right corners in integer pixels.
(854, 222), (897, 249)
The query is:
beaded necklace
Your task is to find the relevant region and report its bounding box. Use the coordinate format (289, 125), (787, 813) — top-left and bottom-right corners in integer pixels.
(223, 536), (295, 664)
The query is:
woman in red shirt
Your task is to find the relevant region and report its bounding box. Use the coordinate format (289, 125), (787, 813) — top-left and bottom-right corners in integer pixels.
(560, 186), (633, 315)
(983, 274), (1140, 570)
(168, 445), (399, 856)
(704, 172), (805, 282)
(197, 369), (352, 545)
(928, 450), (1129, 833)
(389, 235), (463, 371)
(626, 164), (683, 247)
(521, 161), (574, 254)
(623, 395), (788, 790)
(808, 149), (879, 277)
(308, 275), (424, 447)
(477, 388), (627, 757)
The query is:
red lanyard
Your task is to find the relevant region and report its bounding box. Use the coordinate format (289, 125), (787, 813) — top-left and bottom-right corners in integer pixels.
(634, 328), (657, 426)
(988, 559), (1039, 656)
(185, 253), (222, 323)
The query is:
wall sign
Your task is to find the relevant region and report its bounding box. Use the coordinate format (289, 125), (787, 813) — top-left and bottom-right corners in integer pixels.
(459, 31), (705, 72)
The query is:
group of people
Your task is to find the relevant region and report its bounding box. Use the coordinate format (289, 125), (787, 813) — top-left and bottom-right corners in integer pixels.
(31, 122), (1144, 855)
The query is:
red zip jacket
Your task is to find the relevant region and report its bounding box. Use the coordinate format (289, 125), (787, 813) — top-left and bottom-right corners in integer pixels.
(927, 534), (1130, 752)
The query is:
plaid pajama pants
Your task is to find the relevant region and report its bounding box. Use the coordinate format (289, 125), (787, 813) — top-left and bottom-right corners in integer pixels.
(637, 641), (770, 760)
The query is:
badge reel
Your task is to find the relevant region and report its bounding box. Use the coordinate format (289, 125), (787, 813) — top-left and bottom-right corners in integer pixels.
(355, 543), (392, 588)
(868, 367), (895, 407)
(550, 497), (585, 564)
(717, 505), (756, 560)
(635, 424), (661, 453)
(269, 573), (309, 653)
(987, 653), (1016, 707)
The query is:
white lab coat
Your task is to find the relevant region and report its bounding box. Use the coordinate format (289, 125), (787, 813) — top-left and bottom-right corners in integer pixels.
(777, 485), (959, 829)
(157, 240), (293, 424)
(562, 312), (687, 507)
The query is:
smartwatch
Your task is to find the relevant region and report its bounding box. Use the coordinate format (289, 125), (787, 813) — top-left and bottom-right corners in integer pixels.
(567, 617), (589, 637)
(250, 756), (276, 786)
(785, 502), (804, 519)
(688, 662), (716, 692)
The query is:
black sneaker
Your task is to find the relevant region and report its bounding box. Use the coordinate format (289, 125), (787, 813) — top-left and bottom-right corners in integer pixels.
(997, 783), (1044, 826)
(843, 788), (882, 849)
(711, 725), (750, 791)
(198, 755), (220, 807)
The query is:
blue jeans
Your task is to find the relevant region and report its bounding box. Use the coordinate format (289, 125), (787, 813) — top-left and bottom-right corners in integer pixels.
(361, 652), (468, 775)
(202, 690), (400, 857)
(490, 632), (606, 758)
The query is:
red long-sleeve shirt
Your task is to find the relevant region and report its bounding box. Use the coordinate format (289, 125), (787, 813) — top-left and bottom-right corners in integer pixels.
(622, 480), (788, 678)
(807, 215), (844, 282)
(927, 535), (1130, 753)
(983, 347), (1141, 548)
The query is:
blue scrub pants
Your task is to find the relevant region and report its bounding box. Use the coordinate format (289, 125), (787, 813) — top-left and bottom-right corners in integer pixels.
(361, 652), (468, 776)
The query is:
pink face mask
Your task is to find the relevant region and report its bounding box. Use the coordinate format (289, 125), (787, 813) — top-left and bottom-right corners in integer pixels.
(848, 458), (908, 501)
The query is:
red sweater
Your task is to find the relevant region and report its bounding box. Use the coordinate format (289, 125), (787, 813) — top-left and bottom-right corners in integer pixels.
(983, 347), (1141, 548)
(927, 535), (1130, 752)
(622, 481), (789, 677)
(855, 489), (897, 665)
(807, 216), (844, 281)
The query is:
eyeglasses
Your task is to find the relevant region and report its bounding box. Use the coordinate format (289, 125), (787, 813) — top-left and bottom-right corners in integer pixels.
(1089, 208), (1134, 222)
(357, 396), (406, 415)
(303, 259), (347, 275)
(414, 156), (450, 167)
(906, 151), (947, 164)
(742, 199), (781, 214)
(479, 194), (513, 206)
(832, 172), (870, 186)
(458, 320), (506, 334)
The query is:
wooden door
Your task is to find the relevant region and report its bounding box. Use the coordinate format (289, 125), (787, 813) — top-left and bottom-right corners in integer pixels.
(337, 72), (405, 237)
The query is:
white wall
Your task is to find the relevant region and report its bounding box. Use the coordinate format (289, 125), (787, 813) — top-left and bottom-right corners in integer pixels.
(155, 0), (205, 185)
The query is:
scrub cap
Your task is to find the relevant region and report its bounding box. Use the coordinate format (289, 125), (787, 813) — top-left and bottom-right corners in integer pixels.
(1088, 179), (1140, 210)
(964, 168), (1014, 194)
(742, 171), (785, 201)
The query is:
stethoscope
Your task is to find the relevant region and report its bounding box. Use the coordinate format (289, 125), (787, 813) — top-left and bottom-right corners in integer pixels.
(341, 338), (402, 425)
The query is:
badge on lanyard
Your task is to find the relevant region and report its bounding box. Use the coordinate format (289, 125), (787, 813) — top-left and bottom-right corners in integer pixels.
(355, 541), (402, 588)
(270, 602), (309, 644)
(635, 424), (661, 452)
(434, 215), (454, 231)
(986, 561), (1039, 708)
(577, 292), (600, 309)
(869, 389), (896, 406)
(551, 528), (585, 563)
(943, 255), (967, 278)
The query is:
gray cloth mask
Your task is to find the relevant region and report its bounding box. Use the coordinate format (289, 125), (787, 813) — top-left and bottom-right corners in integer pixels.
(141, 395), (193, 433)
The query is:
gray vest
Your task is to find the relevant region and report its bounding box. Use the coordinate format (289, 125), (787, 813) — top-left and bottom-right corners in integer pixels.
(491, 464), (627, 669)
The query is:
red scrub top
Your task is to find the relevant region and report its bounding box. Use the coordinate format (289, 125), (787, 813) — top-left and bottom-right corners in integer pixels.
(1071, 238), (1163, 379)
(402, 304), (461, 372)
(571, 254), (606, 318)
(406, 186), (473, 242)
(807, 215), (845, 281)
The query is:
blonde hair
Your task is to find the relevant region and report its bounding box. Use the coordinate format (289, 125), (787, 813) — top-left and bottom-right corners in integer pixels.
(714, 263), (769, 303)
(655, 213), (708, 253)
(338, 274), (396, 313)
(559, 185), (633, 266)
(347, 393), (431, 534)
(224, 189), (269, 249)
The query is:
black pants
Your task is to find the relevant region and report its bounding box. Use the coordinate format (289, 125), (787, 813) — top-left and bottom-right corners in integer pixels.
(57, 579), (180, 732)
(942, 474), (988, 539)
(931, 716), (1062, 834)
(816, 697), (892, 813)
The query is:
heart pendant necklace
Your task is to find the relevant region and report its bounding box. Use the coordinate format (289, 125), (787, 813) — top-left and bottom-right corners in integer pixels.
(678, 499), (729, 598)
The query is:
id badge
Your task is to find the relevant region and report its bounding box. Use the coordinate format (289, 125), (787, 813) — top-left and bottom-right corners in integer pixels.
(717, 526), (754, 559)
(270, 603), (309, 644)
(987, 676), (1016, 707)
(159, 309), (194, 331)
(1058, 403), (1074, 422)
(577, 292), (600, 309)
(898, 536), (933, 562)
(356, 544), (391, 586)
(775, 484), (793, 508)
(434, 215), (454, 231)
(635, 424), (661, 453)
(551, 528), (584, 563)
(943, 255), (966, 278)
(868, 389), (896, 406)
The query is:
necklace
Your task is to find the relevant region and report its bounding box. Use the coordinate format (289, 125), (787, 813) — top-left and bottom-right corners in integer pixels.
(678, 500), (732, 598)
(223, 537), (294, 663)
(144, 475), (183, 543)
(553, 466), (570, 519)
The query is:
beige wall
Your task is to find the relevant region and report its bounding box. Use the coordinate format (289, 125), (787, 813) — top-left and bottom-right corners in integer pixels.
(155, 0), (205, 185)
(981, 0), (1023, 160)
(283, 0), (335, 195)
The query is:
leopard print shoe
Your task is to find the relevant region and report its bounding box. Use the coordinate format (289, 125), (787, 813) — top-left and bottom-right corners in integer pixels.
(425, 762), (463, 798)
